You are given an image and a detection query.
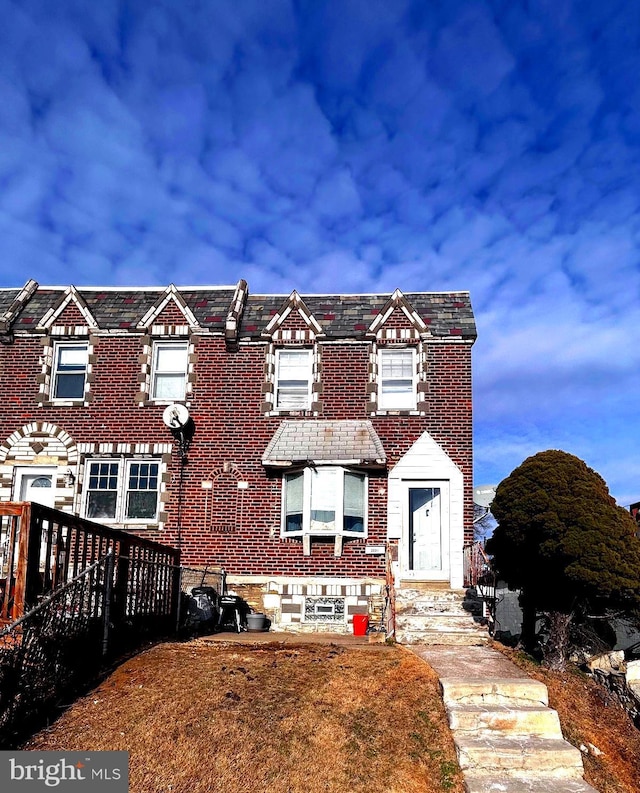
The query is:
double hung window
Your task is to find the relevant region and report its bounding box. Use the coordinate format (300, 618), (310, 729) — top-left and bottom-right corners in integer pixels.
(84, 460), (160, 523)
(283, 467), (366, 537)
(52, 342), (88, 400)
(151, 341), (189, 401)
(275, 348), (312, 410)
(378, 347), (416, 410)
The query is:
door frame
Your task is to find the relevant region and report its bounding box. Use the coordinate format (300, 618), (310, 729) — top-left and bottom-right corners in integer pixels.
(400, 479), (450, 581)
(12, 466), (57, 507)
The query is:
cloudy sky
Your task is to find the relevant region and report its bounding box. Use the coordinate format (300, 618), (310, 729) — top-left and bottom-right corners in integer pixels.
(0, 0), (638, 505)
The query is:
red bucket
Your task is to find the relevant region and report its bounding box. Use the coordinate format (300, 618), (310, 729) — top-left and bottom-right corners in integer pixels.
(352, 614), (369, 636)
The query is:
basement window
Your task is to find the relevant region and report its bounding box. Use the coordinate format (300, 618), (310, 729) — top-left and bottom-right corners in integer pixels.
(304, 597), (345, 623)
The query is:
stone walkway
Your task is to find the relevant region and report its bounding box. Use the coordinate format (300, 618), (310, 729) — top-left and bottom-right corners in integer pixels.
(410, 644), (600, 793)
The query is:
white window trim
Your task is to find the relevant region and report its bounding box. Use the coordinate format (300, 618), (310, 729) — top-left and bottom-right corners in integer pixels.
(82, 458), (161, 525)
(150, 340), (189, 403)
(274, 347), (313, 411)
(281, 466), (368, 538)
(377, 346), (417, 411)
(51, 341), (89, 402)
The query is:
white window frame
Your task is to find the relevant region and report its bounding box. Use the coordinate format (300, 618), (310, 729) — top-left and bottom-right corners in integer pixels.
(52, 341), (89, 401)
(151, 340), (189, 402)
(378, 347), (417, 410)
(281, 466), (368, 538)
(275, 348), (313, 410)
(83, 458), (160, 524)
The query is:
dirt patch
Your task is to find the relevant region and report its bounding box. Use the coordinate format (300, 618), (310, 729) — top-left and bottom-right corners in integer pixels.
(25, 640), (465, 793)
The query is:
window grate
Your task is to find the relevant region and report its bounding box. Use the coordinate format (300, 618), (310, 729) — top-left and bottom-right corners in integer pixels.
(304, 596), (345, 623)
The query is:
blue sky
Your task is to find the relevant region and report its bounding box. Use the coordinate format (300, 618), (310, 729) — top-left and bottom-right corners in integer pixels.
(0, 0), (638, 506)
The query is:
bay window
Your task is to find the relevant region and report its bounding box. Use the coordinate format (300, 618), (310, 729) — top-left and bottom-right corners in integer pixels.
(283, 467), (367, 537)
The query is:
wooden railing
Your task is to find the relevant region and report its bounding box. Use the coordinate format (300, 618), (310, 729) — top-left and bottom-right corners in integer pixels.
(384, 540), (396, 638)
(0, 502), (180, 623)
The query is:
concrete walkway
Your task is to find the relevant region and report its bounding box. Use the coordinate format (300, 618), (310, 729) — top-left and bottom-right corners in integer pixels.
(411, 645), (599, 793)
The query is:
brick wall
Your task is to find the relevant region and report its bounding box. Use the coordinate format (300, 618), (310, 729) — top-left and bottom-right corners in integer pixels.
(0, 331), (474, 572)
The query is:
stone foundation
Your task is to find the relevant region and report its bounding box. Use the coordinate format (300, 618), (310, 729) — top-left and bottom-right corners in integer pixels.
(226, 575), (385, 633)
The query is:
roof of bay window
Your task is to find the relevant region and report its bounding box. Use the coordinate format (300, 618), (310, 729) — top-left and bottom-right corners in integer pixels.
(262, 420), (387, 468)
(0, 281), (476, 341)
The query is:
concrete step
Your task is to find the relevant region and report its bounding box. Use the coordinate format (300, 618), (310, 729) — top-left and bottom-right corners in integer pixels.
(396, 629), (489, 646)
(396, 613), (485, 630)
(464, 775), (600, 793)
(447, 704), (563, 739)
(442, 678), (549, 707)
(455, 736), (584, 778)
(418, 645), (591, 793)
(396, 589), (467, 609)
(396, 600), (478, 619)
(397, 583), (466, 596)
(394, 586), (489, 646)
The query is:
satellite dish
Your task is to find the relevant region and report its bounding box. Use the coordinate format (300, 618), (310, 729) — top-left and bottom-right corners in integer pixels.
(163, 403), (190, 430)
(474, 485), (496, 509)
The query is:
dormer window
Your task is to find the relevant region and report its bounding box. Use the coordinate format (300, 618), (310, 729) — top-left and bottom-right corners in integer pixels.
(52, 342), (88, 400)
(151, 341), (189, 401)
(378, 347), (417, 410)
(275, 348), (312, 410)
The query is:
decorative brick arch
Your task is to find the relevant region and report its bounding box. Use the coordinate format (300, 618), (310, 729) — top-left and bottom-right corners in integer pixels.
(0, 422), (78, 464)
(0, 423), (78, 509)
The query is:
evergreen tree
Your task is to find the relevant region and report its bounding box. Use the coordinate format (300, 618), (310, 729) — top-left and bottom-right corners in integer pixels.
(486, 450), (640, 668)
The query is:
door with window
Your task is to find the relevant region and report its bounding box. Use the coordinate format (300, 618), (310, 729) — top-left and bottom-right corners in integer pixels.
(402, 481), (449, 580)
(13, 467), (56, 507)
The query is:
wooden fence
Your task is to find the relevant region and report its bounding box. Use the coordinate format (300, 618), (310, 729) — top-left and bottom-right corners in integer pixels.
(0, 502), (180, 624)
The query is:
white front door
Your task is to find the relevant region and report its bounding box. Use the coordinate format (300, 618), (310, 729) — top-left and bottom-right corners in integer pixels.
(402, 481), (449, 580)
(13, 467), (56, 507)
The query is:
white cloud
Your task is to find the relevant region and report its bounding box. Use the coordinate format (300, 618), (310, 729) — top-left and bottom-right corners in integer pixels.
(0, 0), (638, 503)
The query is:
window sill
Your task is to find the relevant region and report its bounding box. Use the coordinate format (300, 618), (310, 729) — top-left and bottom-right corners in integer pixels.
(371, 408), (422, 416)
(42, 399), (88, 407)
(283, 532), (367, 557)
(83, 517), (160, 528)
(266, 409), (317, 418)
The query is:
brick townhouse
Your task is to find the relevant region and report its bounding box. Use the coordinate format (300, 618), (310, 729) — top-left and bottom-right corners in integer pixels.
(0, 279), (476, 631)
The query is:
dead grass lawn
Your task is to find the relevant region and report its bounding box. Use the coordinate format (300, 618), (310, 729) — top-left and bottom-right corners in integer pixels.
(25, 640), (465, 793)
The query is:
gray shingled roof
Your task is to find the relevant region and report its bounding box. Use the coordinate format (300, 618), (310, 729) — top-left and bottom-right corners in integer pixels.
(0, 292), (15, 316)
(0, 287), (236, 331)
(241, 292), (475, 339)
(262, 420), (387, 468)
(0, 282), (476, 340)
